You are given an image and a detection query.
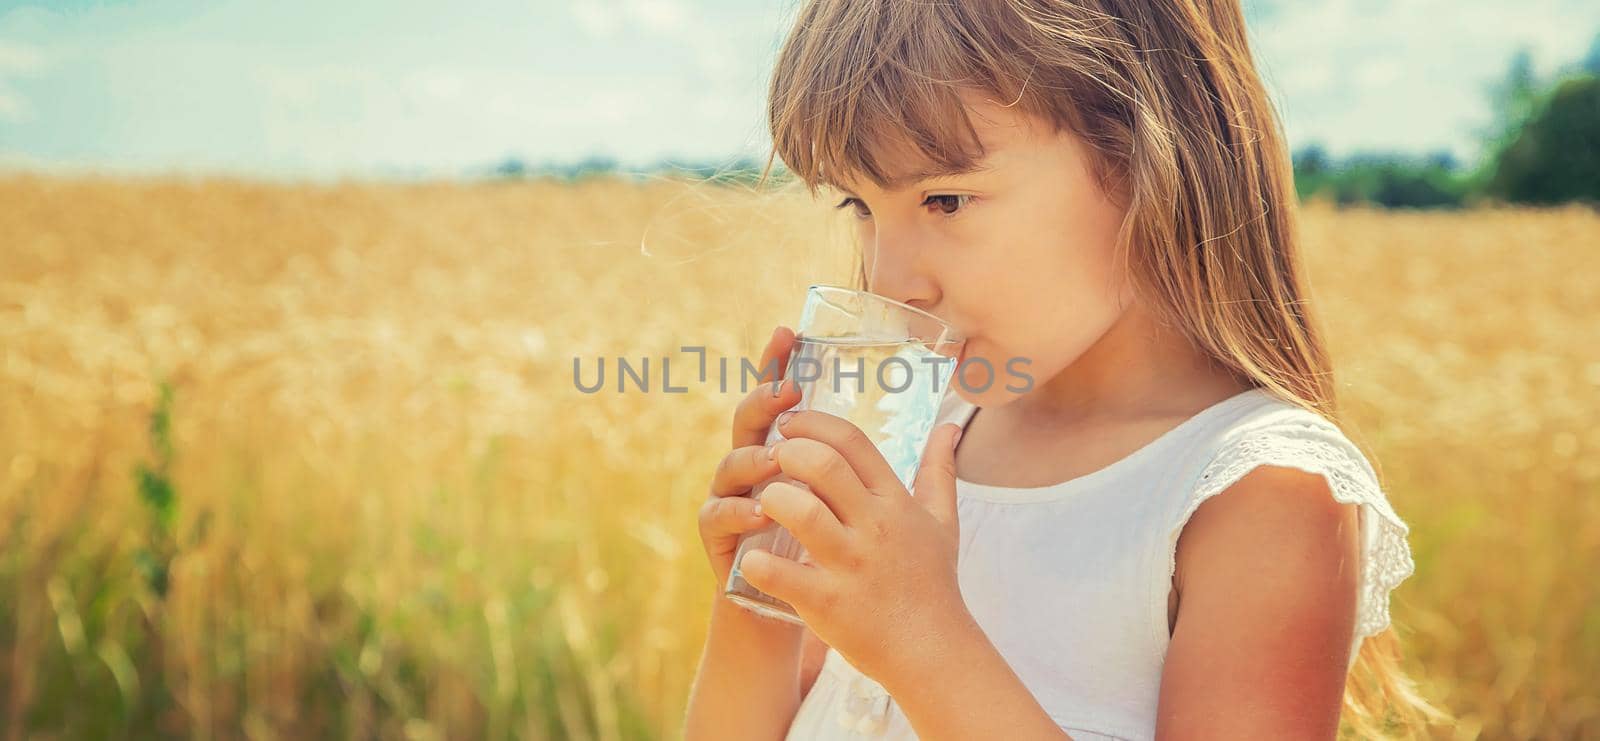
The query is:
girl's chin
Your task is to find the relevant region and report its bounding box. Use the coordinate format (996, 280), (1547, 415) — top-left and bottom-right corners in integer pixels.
(953, 382), (1022, 409)
(947, 344), (1036, 409)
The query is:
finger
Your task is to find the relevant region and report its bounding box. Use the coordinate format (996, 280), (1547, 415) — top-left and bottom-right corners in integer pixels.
(739, 546), (830, 612)
(910, 423), (964, 528)
(755, 325), (796, 384)
(756, 480), (854, 565)
(698, 494), (771, 540)
(770, 437), (875, 525)
(710, 444), (783, 498)
(731, 327), (800, 449)
(731, 376), (802, 450)
(773, 410), (901, 493)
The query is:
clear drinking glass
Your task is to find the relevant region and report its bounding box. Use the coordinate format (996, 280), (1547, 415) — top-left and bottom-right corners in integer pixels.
(724, 284), (965, 625)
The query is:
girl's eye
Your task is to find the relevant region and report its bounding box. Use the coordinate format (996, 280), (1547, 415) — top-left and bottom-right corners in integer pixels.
(924, 194), (971, 216)
(834, 197), (872, 220)
(833, 194), (973, 219)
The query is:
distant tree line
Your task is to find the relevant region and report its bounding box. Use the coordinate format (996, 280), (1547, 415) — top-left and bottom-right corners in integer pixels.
(1293, 35), (1600, 209)
(485, 154), (776, 186)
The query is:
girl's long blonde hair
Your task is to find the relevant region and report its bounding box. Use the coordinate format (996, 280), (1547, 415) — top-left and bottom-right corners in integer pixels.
(755, 0), (1449, 736)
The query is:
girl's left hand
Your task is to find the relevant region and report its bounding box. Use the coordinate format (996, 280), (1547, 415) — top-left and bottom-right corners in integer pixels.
(738, 411), (973, 685)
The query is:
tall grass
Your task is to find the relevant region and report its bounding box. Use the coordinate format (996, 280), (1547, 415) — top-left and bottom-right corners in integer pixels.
(0, 174), (1595, 739)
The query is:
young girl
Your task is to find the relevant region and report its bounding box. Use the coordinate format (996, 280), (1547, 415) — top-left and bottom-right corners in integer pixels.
(685, 1), (1447, 738)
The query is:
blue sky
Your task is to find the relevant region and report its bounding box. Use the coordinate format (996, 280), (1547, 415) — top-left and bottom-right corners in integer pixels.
(0, 0), (1596, 179)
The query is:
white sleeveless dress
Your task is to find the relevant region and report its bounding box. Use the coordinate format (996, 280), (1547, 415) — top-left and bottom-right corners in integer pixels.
(783, 386), (1415, 741)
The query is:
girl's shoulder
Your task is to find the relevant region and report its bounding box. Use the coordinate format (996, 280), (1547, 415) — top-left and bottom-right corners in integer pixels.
(1169, 389), (1415, 666)
(1185, 391), (1402, 534)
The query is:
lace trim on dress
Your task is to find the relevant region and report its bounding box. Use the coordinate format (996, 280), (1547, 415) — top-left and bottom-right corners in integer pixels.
(1170, 419), (1415, 658)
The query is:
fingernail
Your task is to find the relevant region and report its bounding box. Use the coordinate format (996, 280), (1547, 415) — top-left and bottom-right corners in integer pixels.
(765, 440), (781, 460)
(952, 427), (964, 451)
(776, 410), (796, 427)
(752, 502), (764, 517)
(771, 379), (783, 397)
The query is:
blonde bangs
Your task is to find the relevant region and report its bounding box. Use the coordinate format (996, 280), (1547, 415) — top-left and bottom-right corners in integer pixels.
(763, 0), (1037, 194)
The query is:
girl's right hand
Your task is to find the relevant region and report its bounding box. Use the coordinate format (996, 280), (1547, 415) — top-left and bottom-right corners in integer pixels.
(698, 325), (802, 589)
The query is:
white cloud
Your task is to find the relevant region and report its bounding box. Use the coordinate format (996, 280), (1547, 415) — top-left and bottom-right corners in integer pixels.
(572, 0), (621, 40)
(570, 0), (691, 40)
(0, 40), (47, 122)
(625, 0), (688, 35)
(0, 40), (46, 72)
(0, 88), (28, 121)
(1354, 58), (1402, 89)
(413, 70), (465, 101)
(692, 44), (736, 82)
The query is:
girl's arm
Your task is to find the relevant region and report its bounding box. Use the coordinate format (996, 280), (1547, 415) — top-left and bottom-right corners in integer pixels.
(1155, 465), (1359, 738)
(681, 603), (834, 741)
(681, 595), (806, 741)
(684, 327), (813, 740)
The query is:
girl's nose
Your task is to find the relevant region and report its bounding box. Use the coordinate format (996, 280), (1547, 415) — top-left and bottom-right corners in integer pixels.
(864, 226), (935, 307)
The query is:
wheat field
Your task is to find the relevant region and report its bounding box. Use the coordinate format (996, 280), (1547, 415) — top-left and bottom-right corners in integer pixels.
(0, 174), (1596, 740)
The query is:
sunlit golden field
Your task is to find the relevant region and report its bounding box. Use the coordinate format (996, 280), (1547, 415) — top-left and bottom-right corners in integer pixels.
(1, 174), (1596, 740)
